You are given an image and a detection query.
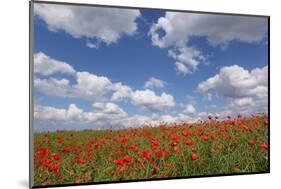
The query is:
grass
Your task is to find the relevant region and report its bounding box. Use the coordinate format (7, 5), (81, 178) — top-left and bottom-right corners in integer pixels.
(33, 114), (269, 186)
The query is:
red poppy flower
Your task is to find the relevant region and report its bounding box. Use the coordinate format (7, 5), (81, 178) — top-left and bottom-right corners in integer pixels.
(56, 137), (64, 143)
(165, 163), (171, 168)
(43, 158), (52, 167)
(75, 156), (86, 164)
(204, 135), (209, 141)
(114, 158), (124, 165)
(123, 155), (131, 163)
(53, 153), (60, 161)
(174, 146), (180, 152)
(142, 150), (151, 159)
(61, 146), (71, 153)
(49, 163), (59, 174)
(153, 167), (160, 174)
(264, 118), (268, 125)
(156, 150), (164, 158)
(120, 136), (129, 143)
(118, 167), (125, 173)
(185, 140), (193, 145)
(191, 154), (197, 160)
(237, 114), (243, 119)
(208, 114), (213, 120)
(260, 143), (268, 150)
(248, 139), (254, 145)
(191, 148), (197, 153)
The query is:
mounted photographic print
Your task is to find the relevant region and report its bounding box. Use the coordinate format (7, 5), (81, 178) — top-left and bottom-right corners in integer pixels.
(29, 1), (269, 188)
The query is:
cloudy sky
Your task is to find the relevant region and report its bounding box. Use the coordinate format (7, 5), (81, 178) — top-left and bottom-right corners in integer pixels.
(33, 3), (268, 131)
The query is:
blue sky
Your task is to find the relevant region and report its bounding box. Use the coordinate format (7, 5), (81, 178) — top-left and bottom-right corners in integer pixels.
(33, 3), (268, 131)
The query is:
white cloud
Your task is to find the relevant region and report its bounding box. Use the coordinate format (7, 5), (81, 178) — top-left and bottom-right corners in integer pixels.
(232, 97), (253, 107)
(35, 102), (208, 130)
(198, 65), (268, 99)
(184, 104), (196, 114)
(34, 52), (75, 76)
(198, 64), (268, 115)
(35, 72), (176, 113)
(34, 4), (140, 46)
(175, 62), (191, 75)
(34, 104), (83, 122)
(131, 90), (175, 112)
(169, 46), (206, 74)
(34, 77), (72, 97)
(86, 41), (98, 49)
(198, 112), (207, 117)
(144, 77), (166, 89)
(149, 12), (267, 74)
(34, 71), (113, 99)
(111, 83), (132, 101)
(149, 12), (267, 48)
(92, 102), (127, 115)
(73, 71), (113, 99)
(35, 102), (127, 128)
(34, 52), (177, 113)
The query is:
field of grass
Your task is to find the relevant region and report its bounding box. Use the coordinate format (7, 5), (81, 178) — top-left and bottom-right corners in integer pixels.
(33, 114), (269, 186)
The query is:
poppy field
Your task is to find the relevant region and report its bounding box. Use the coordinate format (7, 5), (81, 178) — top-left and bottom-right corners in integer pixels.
(33, 114), (269, 186)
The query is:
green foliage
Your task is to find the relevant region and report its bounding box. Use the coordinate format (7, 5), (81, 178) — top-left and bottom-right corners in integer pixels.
(33, 115), (269, 186)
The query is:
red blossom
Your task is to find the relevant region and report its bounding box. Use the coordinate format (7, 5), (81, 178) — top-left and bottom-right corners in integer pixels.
(191, 154), (197, 160)
(156, 150), (165, 158)
(61, 146), (71, 153)
(260, 143), (268, 150)
(53, 153), (60, 161)
(123, 155), (131, 163)
(153, 167), (160, 174)
(248, 139), (255, 145)
(173, 146), (180, 152)
(191, 148), (197, 153)
(141, 150), (151, 159)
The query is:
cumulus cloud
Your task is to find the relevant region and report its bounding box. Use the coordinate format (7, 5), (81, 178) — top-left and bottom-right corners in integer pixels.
(231, 97), (253, 107)
(144, 77), (166, 89)
(34, 71), (113, 99)
(184, 104), (196, 114)
(130, 90), (175, 112)
(34, 103), (183, 130)
(34, 52), (176, 112)
(111, 83), (132, 102)
(198, 65), (268, 99)
(34, 3), (140, 46)
(198, 64), (268, 115)
(149, 12), (267, 74)
(149, 12), (268, 48)
(35, 102), (127, 128)
(86, 41), (98, 49)
(34, 77), (72, 97)
(168, 46), (206, 74)
(175, 62), (191, 75)
(34, 52), (75, 76)
(35, 101), (210, 130)
(35, 77), (175, 113)
(34, 104), (83, 122)
(92, 102), (127, 115)
(73, 71), (113, 99)
(35, 74), (175, 112)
